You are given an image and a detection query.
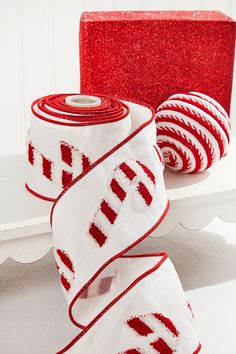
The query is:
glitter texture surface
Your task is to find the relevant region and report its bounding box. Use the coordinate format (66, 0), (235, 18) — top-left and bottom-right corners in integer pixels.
(80, 11), (235, 114)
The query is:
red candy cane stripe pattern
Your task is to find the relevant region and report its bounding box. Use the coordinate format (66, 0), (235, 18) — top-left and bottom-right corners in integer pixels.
(156, 91), (230, 173)
(121, 312), (179, 354)
(28, 142), (54, 181)
(89, 159), (156, 247)
(60, 141), (91, 187)
(54, 249), (75, 292)
(121, 304), (202, 354)
(27, 140), (91, 189)
(55, 246), (117, 297)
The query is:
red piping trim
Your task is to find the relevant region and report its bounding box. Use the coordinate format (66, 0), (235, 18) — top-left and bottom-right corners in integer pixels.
(31, 93), (130, 127)
(25, 183), (55, 202)
(193, 343), (202, 354)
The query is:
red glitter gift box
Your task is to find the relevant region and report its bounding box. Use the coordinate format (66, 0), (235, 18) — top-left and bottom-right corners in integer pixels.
(80, 11), (235, 114)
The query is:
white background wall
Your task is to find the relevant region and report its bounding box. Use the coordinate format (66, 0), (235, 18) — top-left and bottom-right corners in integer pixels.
(0, 0), (235, 156)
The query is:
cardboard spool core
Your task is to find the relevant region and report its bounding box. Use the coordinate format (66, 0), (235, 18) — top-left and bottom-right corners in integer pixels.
(65, 95), (101, 108)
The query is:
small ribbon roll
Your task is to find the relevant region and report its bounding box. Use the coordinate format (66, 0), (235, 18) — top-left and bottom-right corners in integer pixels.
(26, 94), (132, 200)
(27, 94), (201, 353)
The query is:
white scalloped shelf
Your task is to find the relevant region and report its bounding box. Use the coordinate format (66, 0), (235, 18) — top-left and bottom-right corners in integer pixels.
(155, 137), (236, 237)
(0, 138), (236, 263)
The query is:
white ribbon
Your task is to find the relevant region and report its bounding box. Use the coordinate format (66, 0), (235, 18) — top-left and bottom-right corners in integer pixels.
(27, 94), (200, 353)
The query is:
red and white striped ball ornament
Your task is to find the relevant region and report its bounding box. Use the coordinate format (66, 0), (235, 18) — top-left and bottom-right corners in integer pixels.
(155, 91), (231, 173)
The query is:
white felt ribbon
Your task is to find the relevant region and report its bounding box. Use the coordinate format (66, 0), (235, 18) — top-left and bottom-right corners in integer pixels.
(26, 94), (201, 353)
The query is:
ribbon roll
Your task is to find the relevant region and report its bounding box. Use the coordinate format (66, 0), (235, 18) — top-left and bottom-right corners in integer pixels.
(26, 94), (201, 353)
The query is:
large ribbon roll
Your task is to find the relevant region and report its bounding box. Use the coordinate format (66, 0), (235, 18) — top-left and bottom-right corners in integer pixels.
(27, 94), (201, 353)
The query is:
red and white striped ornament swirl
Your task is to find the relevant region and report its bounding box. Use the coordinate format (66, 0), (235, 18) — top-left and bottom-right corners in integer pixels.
(155, 91), (231, 173)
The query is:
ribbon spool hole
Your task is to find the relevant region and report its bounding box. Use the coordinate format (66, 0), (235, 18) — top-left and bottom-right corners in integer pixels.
(65, 95), (101, 108)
